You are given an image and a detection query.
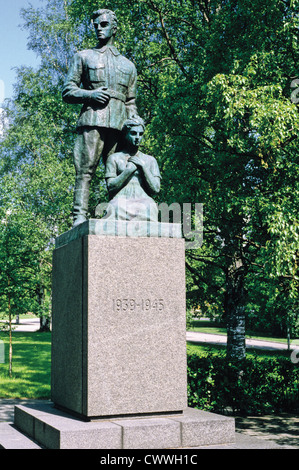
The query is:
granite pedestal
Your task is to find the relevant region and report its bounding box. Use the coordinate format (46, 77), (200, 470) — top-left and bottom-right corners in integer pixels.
(9, 220), (235, 448)
(51, 222), (187, 419)
(12, 402), (235, 449)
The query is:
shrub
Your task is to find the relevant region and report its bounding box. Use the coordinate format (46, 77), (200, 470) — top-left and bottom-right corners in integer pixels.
(187, 352), (299, 415)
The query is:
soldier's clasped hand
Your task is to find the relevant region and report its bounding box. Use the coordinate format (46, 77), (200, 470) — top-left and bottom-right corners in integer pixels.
(90, 87), (110, 105)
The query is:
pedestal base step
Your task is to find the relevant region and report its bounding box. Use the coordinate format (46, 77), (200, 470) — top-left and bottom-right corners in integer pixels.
(10, 402), (235, 449)
(0, 422), (42, 449)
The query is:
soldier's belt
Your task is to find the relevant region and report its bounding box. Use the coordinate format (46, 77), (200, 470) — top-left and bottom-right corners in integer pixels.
(107, 89), (126, 102)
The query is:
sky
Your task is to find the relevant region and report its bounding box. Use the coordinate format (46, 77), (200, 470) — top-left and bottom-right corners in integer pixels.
(0, 0), (44, 104)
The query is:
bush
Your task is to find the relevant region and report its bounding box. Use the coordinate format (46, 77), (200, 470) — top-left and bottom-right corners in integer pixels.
(187, 352), (299, 415)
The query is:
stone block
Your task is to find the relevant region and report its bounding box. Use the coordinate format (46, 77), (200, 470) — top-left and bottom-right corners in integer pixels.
(51, 237), (84, 415)
(14, 404), (36, 438)
(51, 234), (187, 419)
(12, 403), (236, 449)
(55, 219), (182, 249)
(14, 404), (122, 449)
(0, 422), (42, 449)
(114, 417), (181, 449)
(171, 407), (235, 447)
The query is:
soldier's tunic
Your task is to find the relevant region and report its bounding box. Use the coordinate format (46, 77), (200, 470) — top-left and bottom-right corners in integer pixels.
(62, 45), (138, 130)
(62, 45), (138, 221)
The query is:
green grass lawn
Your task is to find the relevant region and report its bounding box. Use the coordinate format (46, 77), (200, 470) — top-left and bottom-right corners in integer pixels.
(0, 331), (51, 399)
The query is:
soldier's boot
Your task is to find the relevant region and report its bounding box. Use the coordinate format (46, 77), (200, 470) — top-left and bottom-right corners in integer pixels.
(73, 189), (89, 227)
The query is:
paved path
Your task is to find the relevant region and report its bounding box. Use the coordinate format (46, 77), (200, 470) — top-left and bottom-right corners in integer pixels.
(2, 319), (297, 352)
(0, 318), (41, 333)
(186, 330), (297, 351)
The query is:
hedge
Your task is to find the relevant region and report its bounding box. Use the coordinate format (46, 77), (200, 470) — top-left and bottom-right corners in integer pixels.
(187, 352), (299, 415)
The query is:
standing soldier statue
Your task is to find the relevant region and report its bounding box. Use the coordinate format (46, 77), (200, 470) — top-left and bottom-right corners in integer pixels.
(62, 9), (139, 226)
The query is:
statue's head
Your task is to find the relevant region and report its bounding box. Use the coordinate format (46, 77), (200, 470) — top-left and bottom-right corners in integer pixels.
(91, 9), (118, 41)
(122, 116), (145, 148)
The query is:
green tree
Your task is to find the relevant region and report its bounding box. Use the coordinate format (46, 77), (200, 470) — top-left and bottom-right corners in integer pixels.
(0, 1), (81, 333)
(70, 0), (298, 359)
(0, 175), (49, 375)
(1, 0), (298, 363)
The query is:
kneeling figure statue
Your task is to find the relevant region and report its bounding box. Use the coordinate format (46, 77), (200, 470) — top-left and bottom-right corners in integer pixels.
(102, 117), (161, 222)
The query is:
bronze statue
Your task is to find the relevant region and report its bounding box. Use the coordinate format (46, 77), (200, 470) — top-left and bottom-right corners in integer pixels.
(102, 116), (161, 222)
(62, 9), (138, 226)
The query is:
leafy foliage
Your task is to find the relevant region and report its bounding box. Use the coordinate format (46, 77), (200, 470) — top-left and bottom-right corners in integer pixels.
(187, 351), (299, 415)
(0, 0), (298, 351)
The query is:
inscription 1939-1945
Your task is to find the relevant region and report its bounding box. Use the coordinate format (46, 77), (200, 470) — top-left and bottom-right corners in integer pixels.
(113, 298), (164, 312)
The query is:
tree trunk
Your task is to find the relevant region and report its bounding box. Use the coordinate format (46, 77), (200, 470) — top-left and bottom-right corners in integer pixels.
(225, 255), (247, 362)
(38, 284), (51, 332)
(287, 318), (291, 351)
(227, 306), (246, 361)
(8, 279), (12, 378)
(39, 316), (51, 332)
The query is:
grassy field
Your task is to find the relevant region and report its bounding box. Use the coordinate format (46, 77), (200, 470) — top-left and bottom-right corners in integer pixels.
(0, 331), (51, 399)
(0, 328), (295, 399)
